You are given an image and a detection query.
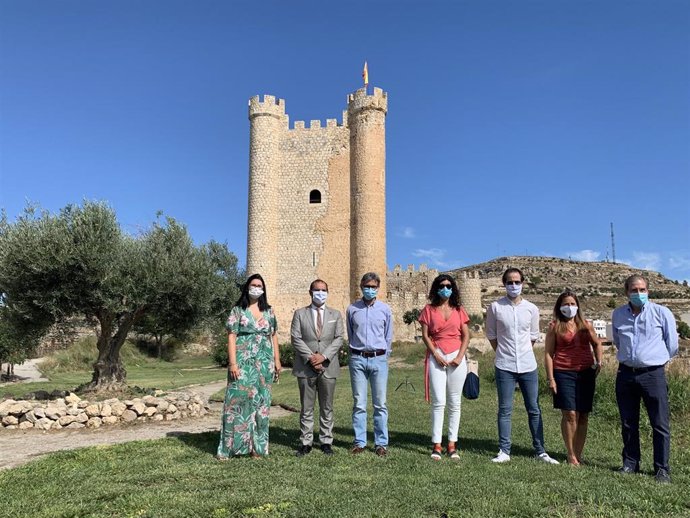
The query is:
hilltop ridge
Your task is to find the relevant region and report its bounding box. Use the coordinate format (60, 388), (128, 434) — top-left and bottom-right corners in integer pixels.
(448, 256), (690, 322)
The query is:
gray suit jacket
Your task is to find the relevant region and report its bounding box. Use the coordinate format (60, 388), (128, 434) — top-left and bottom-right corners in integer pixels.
(291, 305), (344, 379)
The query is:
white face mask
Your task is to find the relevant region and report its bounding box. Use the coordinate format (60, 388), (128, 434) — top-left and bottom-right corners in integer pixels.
(312, 290), (327, 306)
(560, 305), (578, 319)
(505, 284), (522, 298)
(248, 287), (264, 300)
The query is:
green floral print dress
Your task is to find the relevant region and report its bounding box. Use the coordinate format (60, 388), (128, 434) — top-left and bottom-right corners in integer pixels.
(217, 305), (277, 457)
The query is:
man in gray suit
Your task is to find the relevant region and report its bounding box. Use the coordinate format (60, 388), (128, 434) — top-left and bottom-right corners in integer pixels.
(291, 279), (345, 456)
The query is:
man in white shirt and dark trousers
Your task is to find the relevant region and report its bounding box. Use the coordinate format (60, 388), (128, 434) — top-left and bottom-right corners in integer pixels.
(486, 267), (559, 464)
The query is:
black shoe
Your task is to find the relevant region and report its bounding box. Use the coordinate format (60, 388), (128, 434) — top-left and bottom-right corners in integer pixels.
(295, 445), (312, 457)
(617, 465), (639, 475)
(320, 444), (334, 455)
(655, 468), (671, 484)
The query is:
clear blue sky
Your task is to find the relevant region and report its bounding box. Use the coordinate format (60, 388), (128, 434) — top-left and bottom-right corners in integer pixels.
(1, 1), (689, 281)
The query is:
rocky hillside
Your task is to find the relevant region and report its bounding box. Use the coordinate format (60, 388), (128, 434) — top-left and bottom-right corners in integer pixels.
(448, 256), (690, 323)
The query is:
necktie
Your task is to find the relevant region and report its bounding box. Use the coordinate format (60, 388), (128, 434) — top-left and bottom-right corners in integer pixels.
(316, 307), (323, 338)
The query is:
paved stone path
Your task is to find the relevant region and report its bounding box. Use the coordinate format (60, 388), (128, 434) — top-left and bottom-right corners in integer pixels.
(0, 381), (293, 470)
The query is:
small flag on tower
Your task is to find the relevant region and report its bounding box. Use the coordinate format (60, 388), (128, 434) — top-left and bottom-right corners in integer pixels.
(362, 61), (369, 86)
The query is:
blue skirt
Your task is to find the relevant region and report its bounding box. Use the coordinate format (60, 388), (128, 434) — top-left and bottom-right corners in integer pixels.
(553, 368), (596, 413)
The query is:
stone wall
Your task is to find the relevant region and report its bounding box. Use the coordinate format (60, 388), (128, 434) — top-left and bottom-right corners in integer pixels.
(0, 391), (209, 431)
(386, 265), (483, 342)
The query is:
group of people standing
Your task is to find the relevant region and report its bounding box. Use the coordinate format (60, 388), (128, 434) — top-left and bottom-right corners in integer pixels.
(215, 268), (679, 483)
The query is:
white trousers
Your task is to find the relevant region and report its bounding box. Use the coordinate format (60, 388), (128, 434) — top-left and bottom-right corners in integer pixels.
(429, 350), (467, 444)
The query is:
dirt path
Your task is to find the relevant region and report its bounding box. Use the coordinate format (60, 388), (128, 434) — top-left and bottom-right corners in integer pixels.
(0, 380), (293, 470)
(0, 358), (49, 384)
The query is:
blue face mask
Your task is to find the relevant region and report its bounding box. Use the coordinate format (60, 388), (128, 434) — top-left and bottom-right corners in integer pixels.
(629, 293), (648, 308)
(437, 287), (452, 299)
(312, 290), (328, 306)
(362, 287), (378, 301)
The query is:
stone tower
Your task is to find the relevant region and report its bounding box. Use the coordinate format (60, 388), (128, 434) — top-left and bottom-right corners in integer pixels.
(246, 95), (286, 298)
(245, 87), (388, 341)
(347, 88), (388, 300)
(458, 270), (482, 317)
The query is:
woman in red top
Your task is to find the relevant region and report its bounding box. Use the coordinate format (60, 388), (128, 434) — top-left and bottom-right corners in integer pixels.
(418, 274), (470, 460)
(544, 290), (603, 466)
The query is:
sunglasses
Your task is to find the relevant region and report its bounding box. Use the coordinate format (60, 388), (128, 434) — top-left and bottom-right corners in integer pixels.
(439, 283), (452, 288)
(505, 281), (522, 286)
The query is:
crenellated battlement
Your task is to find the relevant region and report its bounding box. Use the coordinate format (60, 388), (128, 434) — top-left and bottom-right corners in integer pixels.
(347, 87), (388, 116)
(290, 117), (346, 130)
(248, 94), (287, 120)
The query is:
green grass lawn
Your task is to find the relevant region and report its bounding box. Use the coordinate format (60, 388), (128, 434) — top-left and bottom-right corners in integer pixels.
(1, 360), (689, 517)
(0, 355), (227, 399)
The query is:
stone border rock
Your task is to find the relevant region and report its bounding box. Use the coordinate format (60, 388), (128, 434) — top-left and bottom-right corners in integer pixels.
(0, 391), (209, 431)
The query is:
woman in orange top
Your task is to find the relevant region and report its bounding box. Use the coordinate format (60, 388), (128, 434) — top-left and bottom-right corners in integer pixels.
(544, 290), (603, 466)
(418, 274), (470, 460)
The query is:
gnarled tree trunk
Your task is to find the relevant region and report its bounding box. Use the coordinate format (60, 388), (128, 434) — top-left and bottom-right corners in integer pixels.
(86, 310), (141, 391)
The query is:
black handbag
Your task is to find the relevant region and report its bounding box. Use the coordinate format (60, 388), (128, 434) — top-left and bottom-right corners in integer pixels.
(463, 359), (480, 400)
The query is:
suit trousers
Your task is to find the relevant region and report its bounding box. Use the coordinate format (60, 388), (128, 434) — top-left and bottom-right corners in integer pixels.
(615, 365), (670, 472)
(297, 375), (337, 446)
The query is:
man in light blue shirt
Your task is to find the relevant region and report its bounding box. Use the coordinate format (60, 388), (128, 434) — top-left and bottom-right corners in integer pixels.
(612, 274), (678, 483)
(346, 272), (393, 456)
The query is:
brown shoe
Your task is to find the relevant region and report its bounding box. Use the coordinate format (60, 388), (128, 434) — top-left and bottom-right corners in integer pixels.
(351, 446), (366, 455)
(375, 446), (388, 457)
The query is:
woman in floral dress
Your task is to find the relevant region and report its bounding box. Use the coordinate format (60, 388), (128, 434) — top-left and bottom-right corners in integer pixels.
(217, 273), (281, 459)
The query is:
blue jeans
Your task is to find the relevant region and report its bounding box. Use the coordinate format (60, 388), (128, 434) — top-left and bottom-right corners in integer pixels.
(349, 354), (389, 447)
(495, 367), (545, 455)
(616, 365), (670, 472)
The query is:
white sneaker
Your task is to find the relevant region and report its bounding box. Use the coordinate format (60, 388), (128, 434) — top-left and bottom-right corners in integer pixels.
(491, 450), (511, 463)
(537, 452), (560, 465)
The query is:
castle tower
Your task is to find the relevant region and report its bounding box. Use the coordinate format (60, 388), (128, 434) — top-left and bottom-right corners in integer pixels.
(458, 271), (483, 317)
(347, 87), (388, 299)
(246, 95), (287, 297)
(246, 87), (389, 341)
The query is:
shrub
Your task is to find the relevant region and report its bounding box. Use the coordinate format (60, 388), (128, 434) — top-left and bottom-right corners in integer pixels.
(469, 313), (484, 327)
(40, 336), (150, 376)
(279, 343), (294, 367)
(211, 326), (229, 367)
(678, 320), (690, 340)
(133, 336), (182, 362)
(606, 298), (617, 309)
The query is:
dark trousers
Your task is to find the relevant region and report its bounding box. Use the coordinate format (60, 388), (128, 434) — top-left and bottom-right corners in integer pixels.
(615, 365), (670, 472)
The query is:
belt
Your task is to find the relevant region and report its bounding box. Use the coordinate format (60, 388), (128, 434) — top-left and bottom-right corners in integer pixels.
(350, 348), (386, 358)
(619, 364), (663, 373)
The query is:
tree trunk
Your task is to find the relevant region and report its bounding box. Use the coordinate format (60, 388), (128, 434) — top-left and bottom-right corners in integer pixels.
(156, 334), (163, 360)
(89, 357), (127, 390)
(85, 310), (141, 391)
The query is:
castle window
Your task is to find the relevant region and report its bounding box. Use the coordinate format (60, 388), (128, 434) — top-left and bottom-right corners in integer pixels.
(309, 189), (322, 204)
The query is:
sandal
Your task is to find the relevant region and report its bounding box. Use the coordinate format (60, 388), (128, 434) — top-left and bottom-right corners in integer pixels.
(430, 447), (442, 461)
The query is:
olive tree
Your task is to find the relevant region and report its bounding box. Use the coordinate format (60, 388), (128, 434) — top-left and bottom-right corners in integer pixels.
(0, 202), (230, 390)
(132, 240), (242, 359)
